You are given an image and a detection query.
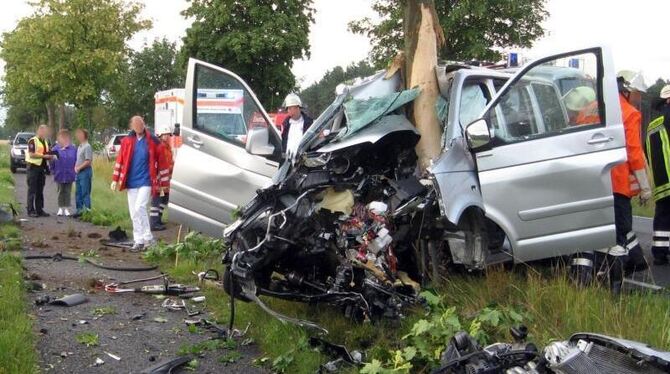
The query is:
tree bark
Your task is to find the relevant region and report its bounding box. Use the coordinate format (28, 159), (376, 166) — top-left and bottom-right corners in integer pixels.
(58, 104), (66, 130)
(45, 102), (56, 129)
(404, 0), (445, 171)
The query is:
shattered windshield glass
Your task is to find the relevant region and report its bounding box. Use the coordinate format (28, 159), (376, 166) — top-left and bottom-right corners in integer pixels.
(339, 88), (420, 140)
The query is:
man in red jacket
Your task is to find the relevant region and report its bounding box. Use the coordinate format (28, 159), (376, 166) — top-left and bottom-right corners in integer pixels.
(111, 116), (169, 251)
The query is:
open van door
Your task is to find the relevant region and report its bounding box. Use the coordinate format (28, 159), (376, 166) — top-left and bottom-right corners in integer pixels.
(169, 59), (282, 237)
(466, 46), (626, 262)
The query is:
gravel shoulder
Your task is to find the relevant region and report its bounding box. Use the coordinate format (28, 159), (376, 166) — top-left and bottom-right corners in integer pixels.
(15, 170), (265, 373)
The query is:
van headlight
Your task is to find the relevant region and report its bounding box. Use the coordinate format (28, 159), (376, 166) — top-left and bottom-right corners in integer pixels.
(11, 148), (22, 156)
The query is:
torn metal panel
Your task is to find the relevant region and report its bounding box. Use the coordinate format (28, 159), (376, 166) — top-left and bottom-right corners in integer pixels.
(317, 115), (420, 153)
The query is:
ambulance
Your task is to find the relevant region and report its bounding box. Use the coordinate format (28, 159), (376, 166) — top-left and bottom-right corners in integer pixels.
(154, 89), (185, 150)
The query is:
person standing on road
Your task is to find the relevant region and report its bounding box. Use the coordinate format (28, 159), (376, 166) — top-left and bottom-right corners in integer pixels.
(50, 129), (77, 216)
(608, 73), (652, 276)
(73, 128), (93, 217)
(25, 124), (53, 217)
(111, 116), (169, 251)
(150, 125), (174, 231)
(646, 85), (670, 265)
(281, 93), (313, 157)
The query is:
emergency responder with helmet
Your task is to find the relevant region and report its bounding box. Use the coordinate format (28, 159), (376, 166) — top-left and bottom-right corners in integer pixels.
(646, 84), (670, 265)
(607, 71), (652, 281)
(150, 124), (174, 231)
(281, 93), (313, 157)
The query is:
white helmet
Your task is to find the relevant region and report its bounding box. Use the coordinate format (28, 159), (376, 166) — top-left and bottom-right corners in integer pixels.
(660, 85), (670, 99)
(283, 93), (302, 108)
(617, 70), (648, 93)
(156, 124), (172, 136)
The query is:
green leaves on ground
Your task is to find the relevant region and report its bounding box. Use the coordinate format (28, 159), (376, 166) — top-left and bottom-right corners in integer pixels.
(75, 332), (99, 347)
(361, 290), (527, 373)
(144, 231), (223, 263)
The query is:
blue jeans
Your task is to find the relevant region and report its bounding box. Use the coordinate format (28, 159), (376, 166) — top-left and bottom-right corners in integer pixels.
(75, 167), (92, 213)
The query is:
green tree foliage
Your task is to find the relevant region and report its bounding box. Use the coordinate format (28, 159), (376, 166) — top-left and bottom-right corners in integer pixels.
(180, 0), (315, 109)
(1, 0), (150, 132)
(109, 38), (182, 127)
(300, 61), (377, 116)
(349, 0), (549, 67)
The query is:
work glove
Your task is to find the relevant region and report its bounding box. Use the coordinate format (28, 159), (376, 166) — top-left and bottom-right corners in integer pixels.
(634, 169), (652, 205)
(110, 181), (118, 191)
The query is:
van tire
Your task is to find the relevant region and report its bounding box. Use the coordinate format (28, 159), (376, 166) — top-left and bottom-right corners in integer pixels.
(459, 209), (489, 270)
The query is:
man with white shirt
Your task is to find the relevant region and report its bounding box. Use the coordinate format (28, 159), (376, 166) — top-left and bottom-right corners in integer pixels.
(280, 93), (313, 157)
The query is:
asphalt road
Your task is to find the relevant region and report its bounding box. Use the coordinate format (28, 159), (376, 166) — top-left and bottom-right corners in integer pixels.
(13, 170), (265, 374)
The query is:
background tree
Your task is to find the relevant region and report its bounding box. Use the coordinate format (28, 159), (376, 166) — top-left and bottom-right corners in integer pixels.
(180, 0), (315, 109)
(300, 61), (376, 116)
(350, 0), (548, 67)
(109, 38), (182, 128)
(0, 0), (150, 133)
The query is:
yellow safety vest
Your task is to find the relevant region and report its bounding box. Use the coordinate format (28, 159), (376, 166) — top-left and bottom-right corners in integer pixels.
(646, 116), (670, 201)
(25, 136), (49, 166)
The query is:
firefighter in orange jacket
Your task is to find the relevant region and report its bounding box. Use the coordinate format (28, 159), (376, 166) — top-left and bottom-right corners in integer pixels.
(150, 125), (174, 231)
(610, 73), (652, 275)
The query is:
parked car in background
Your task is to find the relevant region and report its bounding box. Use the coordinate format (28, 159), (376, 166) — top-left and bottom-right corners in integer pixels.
(9, 132), (34, 173)
(105, 134), (127, 160)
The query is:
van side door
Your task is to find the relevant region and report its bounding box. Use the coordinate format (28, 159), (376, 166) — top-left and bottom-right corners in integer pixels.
(169, 59), (281, 237)
(472, 47), (625, 262)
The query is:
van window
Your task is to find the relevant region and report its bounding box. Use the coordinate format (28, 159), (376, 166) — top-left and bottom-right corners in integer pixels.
(113, 136), (125, 145)
(485, 51), (602, 145)
(459, 82), (489, 127)
(193, 65), (271, 146)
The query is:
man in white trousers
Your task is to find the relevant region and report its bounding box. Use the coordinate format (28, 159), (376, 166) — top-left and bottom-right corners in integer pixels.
(111, 116), (169, 251)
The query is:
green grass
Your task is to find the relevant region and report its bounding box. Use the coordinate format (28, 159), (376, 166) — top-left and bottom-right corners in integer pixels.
(632, 197), (655, 218)
(0, 253), (38, 374)
(78, 157), (131, 229)
(87, 145), (670, 371)
(158, 255), (670, 373)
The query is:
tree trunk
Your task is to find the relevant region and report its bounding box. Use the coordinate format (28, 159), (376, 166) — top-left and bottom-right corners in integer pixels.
(404, 0), (445, 171)
(58, 104), (66, 130)
(45, 102), (56, 129)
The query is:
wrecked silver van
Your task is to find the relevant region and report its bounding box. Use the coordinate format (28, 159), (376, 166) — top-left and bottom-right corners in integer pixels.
(170, 46), (625, 321)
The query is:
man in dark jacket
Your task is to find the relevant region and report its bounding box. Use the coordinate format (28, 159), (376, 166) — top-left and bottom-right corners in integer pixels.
(281, 93), (313, 157)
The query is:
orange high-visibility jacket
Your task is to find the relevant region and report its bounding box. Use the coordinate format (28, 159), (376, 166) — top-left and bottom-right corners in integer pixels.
(612, 94), (646, 197)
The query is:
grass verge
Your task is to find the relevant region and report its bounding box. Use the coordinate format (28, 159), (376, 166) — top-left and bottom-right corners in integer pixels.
(147, 238), (670, 373)
(0, 141), (38, 374)
(78, 156), (130, 229)
(90, 150), (670, 372)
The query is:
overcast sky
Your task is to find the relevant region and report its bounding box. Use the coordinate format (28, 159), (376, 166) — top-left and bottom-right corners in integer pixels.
(1, 0), (670, 122)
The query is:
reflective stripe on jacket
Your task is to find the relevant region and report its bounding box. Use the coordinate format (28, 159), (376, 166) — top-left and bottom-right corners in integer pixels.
(25, 136), (49, 166)
(611, 94), (646, 198)
(646, 115), (670, 201)
(111, 131), (169, 195)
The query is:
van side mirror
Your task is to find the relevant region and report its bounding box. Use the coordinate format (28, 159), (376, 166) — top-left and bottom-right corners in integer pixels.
(173, 123), (181, 136)
(465, 119), (491, 151)
(246, 126), (275, 156)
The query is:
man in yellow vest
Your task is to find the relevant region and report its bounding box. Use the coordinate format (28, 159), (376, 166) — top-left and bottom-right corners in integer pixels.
(647, 85), (670, 265)
(25, 124), (54, 217)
